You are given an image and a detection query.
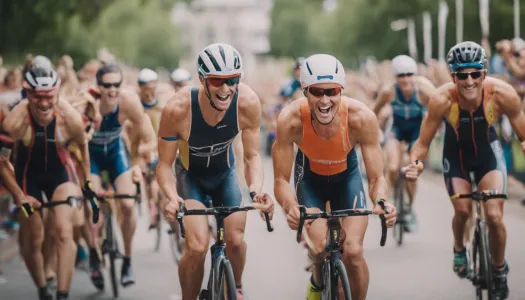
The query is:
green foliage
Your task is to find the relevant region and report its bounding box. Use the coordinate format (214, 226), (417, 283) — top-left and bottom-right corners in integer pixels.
(269, 0), (525, 64)
(0, 0), (185, 68)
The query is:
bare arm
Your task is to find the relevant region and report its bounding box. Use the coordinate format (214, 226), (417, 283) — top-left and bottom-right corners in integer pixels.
(61, 101), (90, 182)
(272, 107), (298, 213)
(502, 52), (525, 79)
(3, 101), (29, 140)
(0, 133), (25, 205)
(156, 93), (187, 201)
(355, 108), (388, 204)
(241, 92), (264, 194)
(123, 92), (157, 155)
(416, 76), (437, 106)
(409, 92), (449, 163)
(372, 85), (393, 115)
(495, 82), (525, 141)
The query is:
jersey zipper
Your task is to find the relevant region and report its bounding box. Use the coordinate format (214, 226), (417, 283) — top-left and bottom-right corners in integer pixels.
(470, 112), (478, 159)
(44, 127), (48, 171)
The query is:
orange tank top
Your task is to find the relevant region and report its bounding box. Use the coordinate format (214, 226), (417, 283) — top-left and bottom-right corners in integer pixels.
(297, 100), (352, 176)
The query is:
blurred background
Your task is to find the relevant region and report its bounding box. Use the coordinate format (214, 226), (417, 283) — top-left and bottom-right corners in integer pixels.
(1, 0), (525, 299)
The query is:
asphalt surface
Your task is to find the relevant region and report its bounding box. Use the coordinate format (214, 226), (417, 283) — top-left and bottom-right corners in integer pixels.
(1, 157), (525, 300)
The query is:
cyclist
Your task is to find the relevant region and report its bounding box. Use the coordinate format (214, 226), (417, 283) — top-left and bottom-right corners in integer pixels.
(271, 54), (396, 300)
(132, 68), (167, 228)
(3, 66), (96, 300)
(158, 43), (274, 300)
(404, 41), (525, 300)
(87, 64), (156, 288)
(170, 68), (192, 93)
(372, 55), (436, 231)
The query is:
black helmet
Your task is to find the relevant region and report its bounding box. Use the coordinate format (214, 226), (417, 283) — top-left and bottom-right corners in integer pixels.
(446, 41), (487, 71)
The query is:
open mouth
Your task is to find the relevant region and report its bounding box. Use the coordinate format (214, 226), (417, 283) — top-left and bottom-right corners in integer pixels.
(216, 93), (231, 102)
(37, 107), (51, 113)
(109, 91), (119, 98)
(318, 105), (333, 116)
(464, 84), (476, 90)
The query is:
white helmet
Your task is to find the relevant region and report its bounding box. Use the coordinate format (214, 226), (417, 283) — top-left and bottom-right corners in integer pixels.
(197, 43), (243, 77)
(171, 68), (192, 82)
(137, 68), (158, 84)
(392, 55), (417, 75)
(300, 54), (345, 88)
(33, 55), (53, 69)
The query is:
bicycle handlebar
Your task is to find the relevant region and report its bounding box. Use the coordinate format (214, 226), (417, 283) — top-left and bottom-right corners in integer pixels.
(176, 202), (273, 238)
(451, 190), (507, 201)
(296, 204), (388, 247)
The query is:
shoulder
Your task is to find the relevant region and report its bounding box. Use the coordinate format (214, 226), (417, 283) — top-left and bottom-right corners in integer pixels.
(238, 83), (261, 117)
(276, 99), (303, 136)
(162, 86), (191, 120)
(428, 82), (454, 112)
(485, 76), (518, 99)
(345, 97), (378, 128)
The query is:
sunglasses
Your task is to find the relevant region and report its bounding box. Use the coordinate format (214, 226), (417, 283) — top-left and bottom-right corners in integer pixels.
(396, 73), (414, 78)
(99, 81), (122, 89)
(206, 76), (240, 88)
(454, 71), (484, 80)
(308, 87), (342, 97)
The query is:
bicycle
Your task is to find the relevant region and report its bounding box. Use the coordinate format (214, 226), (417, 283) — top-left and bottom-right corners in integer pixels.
(393, 167), (408, 246)
(144, 163), (163, 252)
(94, 182), (141, 299)
(176, 202), (273, 300)
(451, 190), (506, 300)
(296, 203), (388, 300)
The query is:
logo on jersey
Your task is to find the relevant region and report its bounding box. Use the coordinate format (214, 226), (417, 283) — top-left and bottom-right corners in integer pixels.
(341, 127), (349, 151)
(443, 158), (450, 173)
(189, 138), (235, 158)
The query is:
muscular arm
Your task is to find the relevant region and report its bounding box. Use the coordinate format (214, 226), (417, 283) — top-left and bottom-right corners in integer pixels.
(372, 85), (393, 116)
(272, 107), (298, 213)
(0, 133), (25, 205)
(495, 82), (525, 141)
(123, 92), (157, 155)
(3, 101), (29, 141)
(61, 101), (90, 182)
(502, 53), (525, 79)
(355, 108), (388, 204)
(416, 76), (437, 106)
(409, 92), (449, 163)
(241, 92), (264, 194)
(156, 94), (186, 201)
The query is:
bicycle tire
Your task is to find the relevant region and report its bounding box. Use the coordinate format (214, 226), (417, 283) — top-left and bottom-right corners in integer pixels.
(154, 203), (162, 252)
(314, 260), (329, 300)
(394, 178), (404, 246)
(215, 257), (237, 300)
(478, 224), (494, 299)
(334, 259), (351, 300)
(168, 225), (183, 264)
(106, 213), (119, 298)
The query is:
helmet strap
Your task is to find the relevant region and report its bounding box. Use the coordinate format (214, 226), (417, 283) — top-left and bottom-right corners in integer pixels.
(204, 81), (225, 112)
(309, 103), (339, 126)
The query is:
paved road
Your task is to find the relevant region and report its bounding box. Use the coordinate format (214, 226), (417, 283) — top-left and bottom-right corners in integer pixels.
(1, 157), (525, 300)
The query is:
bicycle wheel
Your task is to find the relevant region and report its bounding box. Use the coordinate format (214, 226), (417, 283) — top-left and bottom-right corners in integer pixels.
(478, 224), (494, 299)
(215, 257), (237, 300)
(321, 260), (332, 300)
(333, 259), (351, 300)
(154, 203), (161, 252)
(393, 179), (404, 246)
(106, 213), (119, 298)
(168, 224), (183, 264)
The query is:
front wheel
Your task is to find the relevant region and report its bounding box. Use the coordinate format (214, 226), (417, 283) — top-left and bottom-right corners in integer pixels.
(333, 259), (351, 300)
(478, 224), (494, 299)
(393, 179), (405, 246)
(215, 258), (237, 300)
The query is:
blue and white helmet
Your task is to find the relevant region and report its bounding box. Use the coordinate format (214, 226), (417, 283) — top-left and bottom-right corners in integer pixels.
(300, 54), (345, 88)
(197, 43), (243, 77)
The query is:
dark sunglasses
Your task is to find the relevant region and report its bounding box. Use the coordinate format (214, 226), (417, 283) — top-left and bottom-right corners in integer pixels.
(206, 76), (240, 87)
(99, 81), (122, 89)
(454, 71), (484, 80)
(308, 87), (342, 97)
(396, 73), (414, 78)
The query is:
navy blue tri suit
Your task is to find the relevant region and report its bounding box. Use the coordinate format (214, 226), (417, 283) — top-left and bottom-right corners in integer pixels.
(390, 83), (425, 150)
(168, 87), (242, 207)
(89, 104), (130, 182)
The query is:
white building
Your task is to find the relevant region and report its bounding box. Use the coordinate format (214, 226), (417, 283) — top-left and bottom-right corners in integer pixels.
(171, 0), (272, 78)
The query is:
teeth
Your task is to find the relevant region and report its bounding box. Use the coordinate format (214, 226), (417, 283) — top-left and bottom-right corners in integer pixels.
(318, 106), (331, 114)
(217, 94), (229, 100)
